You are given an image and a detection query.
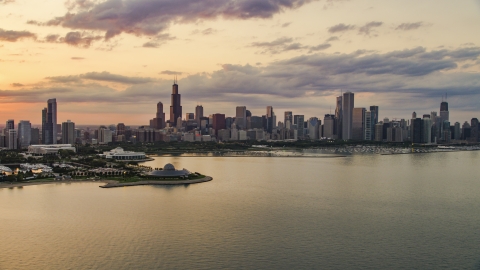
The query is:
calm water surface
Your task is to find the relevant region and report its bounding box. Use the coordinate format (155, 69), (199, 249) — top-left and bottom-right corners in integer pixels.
(1, 151), (480, 269)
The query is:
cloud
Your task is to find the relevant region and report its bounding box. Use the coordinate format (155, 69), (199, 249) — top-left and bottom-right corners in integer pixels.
(325, 36), (339, 42)
(281, 22), (292, 28)
(45, 34), (60, 42)
(142, 33), (175, 48)
(11, 83), (24, 87)
(47, 71), (154, 84)
(160, 70), (183, 75)
(3, 46), (480, 121)
(358, 21), (383, 36)
(395, 22), (424, 31)
(71, 57), (85, 60)
(0, 0), (14, 4)
(62, 31), (102, 47)
(0, 29), (36, 42)
(192, 28), (217, 35)
(37, 0), (317, 40)
(309, 43), (331, 52)
(328, 23), (355, 33)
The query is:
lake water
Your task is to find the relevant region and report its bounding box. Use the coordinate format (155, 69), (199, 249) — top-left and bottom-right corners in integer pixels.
(1, 151), (480, 269)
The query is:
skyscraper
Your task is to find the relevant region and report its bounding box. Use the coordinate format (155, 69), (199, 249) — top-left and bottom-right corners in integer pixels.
(117, 123), (126, 135)
(335, 96), (342, 139)
(284, 111), (293, 129)
(369, 106), (379, 140)
(440, 101), (449, 122)
(364, 111), (372, 140)
(266, 106), (274, 134)
(18, 120), (31, 148)
(323, 114), (335, 139)
(294, 115), (304, 138)
(8, 129), (17, 150)
(352, 108), (366, 140)
(235, 106), (247, 130)
(41, 108), (47, 144)
(212, 113), (226, 136)
(185, 113), (195, 120)
(44, 98), (57, 144)
(342, 92), (354, 140)
(62, 120), (75, 144)
(170, 79), (182, 127)
(195, 105), (204, 127)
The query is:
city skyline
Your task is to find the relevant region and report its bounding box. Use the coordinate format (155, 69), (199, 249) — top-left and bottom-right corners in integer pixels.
(1, 1), (480, 124)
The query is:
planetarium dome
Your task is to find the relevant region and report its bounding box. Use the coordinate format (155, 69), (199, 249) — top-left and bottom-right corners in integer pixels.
(164, 163), (175, 171)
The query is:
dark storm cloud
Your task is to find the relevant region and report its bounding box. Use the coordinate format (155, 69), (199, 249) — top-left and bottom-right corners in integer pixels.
(0, 29), (36, 42)
(328, 23), (355, 33)
(395, 22), (424, 31)
(358, 21), (382, 36)
(36, 0), (317, 40)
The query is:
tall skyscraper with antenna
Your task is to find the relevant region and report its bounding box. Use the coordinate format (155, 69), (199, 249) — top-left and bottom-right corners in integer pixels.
(170, 77), (182, 127)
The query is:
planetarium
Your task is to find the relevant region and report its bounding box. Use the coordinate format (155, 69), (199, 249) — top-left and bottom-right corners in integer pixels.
(146, 163), (190, 178)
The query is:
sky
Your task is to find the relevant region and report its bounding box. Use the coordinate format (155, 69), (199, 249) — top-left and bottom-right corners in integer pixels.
(1, 0), (480, 125)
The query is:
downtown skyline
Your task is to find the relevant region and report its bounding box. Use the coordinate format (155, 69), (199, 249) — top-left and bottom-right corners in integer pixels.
(1, 0), (480, 124)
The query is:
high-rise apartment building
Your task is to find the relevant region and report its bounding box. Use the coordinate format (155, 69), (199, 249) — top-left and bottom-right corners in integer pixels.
(62, 120), (75, 144)
(352, 108), (365, 140)
(235, 106), (247, 130)
(470, 118), (479, 142)
(422, 117), (432, 144)
(186, 113), (195, 120)
(8, 129), (17, 150)
(364, 111), (372, 141)
(342, 92), (354, 140)
(18, 120), (31, 148)
(170, 79), (182, 127)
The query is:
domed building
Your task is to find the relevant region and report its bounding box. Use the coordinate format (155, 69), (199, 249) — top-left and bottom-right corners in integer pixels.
(146, 163), (190, 178)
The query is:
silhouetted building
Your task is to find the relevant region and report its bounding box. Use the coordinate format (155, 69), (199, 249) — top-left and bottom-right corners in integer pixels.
(170, 79), (182, 127)
(335, 96), (342, 139)
(18, 120), (31, 148)
(62, 120), (75, 144)
(235, 106), (247, 130)
(195, 105), (203, 127)
(370, 105), (379, 140)
(294, 115), (304, 139)
(266, 106), (274, 134)
(212, 114), (226, 136)
(117, 123), (126, 135)
(470, 118), (479, 142)
(411, 118), (423, 143)
(342, 92), (354, 140)
(352, 108), (365, 140)
(323, 114), (335, 139)
(43, 98), (57, 144)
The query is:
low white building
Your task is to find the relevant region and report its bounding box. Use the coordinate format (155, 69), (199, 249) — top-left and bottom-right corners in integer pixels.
(101, 147), (146, 160)
(28, 144), (76, 155)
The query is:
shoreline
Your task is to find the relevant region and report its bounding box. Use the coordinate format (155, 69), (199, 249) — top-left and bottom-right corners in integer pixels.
(0, 177), (213, 190)
(99, 176), (213, 188)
